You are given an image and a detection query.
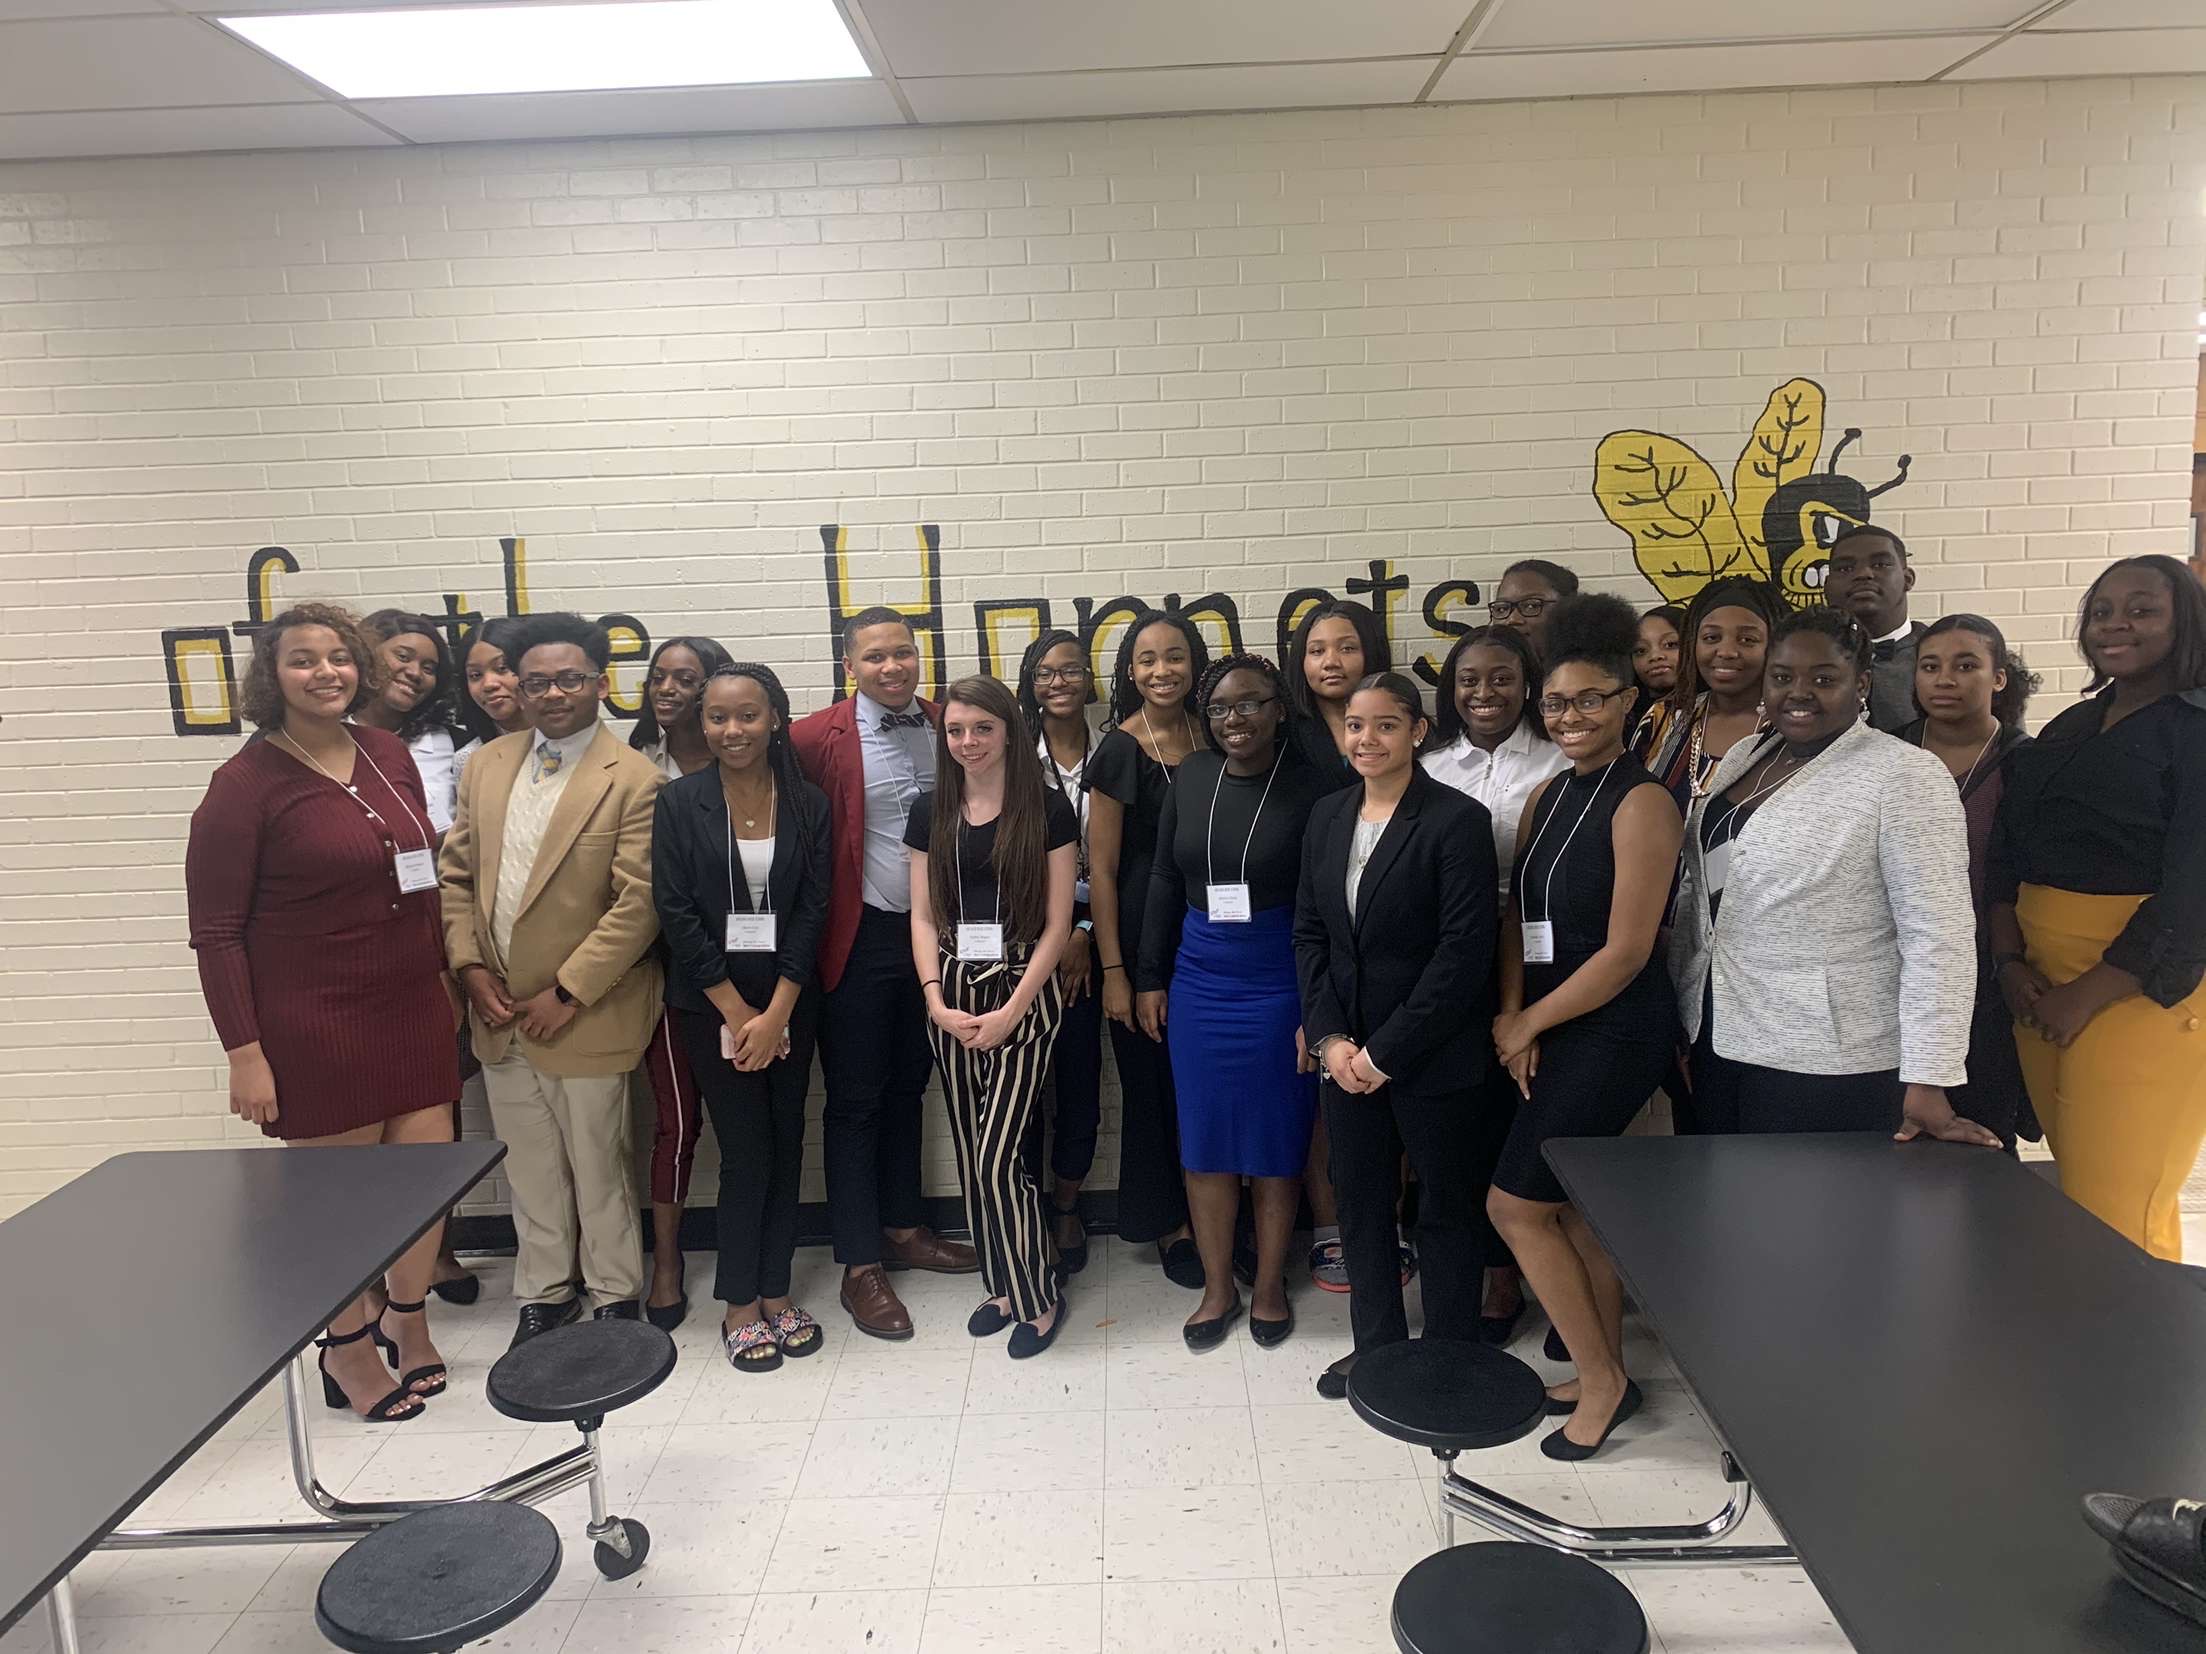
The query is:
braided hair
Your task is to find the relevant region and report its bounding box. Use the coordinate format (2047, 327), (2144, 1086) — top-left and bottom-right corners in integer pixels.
(1105, 608), (1211, 726)
(1772, 603), (1872, 673)
(1193, 652), (1292, 757)
(702, 661), (812, 808)
(1014, 628), (1090, 732)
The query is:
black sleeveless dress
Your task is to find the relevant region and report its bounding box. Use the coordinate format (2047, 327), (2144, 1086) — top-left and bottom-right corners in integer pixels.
(1493, 756), (1681, 1204)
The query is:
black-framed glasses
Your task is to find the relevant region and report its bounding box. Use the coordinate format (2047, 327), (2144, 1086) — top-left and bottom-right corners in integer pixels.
(1032, 665), (1089, 686)
(519, 670), (594, 697)
(1204, 694), (1278, 722)
(1537, 686), (1634, 718)
(1489, 597), (1552, 621)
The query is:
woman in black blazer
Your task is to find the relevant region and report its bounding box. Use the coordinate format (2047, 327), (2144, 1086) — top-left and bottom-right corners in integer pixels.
(652, 662), (832, 1374)
(1293, 672), (1500, 1401)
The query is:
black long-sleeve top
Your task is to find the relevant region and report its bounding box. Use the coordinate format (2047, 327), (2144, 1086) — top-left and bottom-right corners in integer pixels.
(1988, 688), (2206, 1007)
(1136, 746), (1331, 991)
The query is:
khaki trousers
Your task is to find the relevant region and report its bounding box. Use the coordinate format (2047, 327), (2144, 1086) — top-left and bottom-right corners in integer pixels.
(482, 1049), (643, 1307)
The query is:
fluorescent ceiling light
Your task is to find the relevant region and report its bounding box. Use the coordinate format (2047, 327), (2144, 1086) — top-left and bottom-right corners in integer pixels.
(222, 0), (870, 99)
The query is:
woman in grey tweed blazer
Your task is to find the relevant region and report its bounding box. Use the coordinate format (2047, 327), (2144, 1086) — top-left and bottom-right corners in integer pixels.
(1668, 607), (2002, 1146)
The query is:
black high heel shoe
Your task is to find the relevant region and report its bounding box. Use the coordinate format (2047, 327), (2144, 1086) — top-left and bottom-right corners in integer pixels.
(1050, 1199), (1089, 1277)
(318, 1325), (422, 1423)
(376, 1298), (448, 1397)
(429, 1264), (481, 1306)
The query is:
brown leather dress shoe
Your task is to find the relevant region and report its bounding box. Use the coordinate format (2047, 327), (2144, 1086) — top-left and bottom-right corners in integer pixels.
(839, 1265), (914, 1340)
(883, 1227), (980, 1274)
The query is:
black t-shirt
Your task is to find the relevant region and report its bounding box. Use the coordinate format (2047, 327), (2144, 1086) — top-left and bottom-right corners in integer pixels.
(904, 789), (1079, 938)
(1136, 746), (1332, 988)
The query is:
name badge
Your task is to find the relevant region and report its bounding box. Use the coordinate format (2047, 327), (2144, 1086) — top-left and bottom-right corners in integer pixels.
(393, 848), (438, 893)
(726, 913), (777, 953)
(1521, 919), (1556, 964)
(1207, 882), (1253, 923)
(1703, 839), (1733, 896)
(957, 922), (1006, 961)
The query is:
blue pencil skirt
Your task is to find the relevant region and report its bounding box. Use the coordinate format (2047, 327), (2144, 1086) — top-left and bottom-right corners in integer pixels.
(1167, 905), (1318, 1178)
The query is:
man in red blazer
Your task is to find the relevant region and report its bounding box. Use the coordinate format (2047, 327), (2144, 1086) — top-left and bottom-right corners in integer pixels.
(789, 607), (978, 1339)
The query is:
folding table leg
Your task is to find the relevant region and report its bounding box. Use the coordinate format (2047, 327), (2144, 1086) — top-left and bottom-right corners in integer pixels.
(44, 1574), (80, 1654)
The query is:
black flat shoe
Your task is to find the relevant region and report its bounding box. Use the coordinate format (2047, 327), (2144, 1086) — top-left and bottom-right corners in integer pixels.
(1158, 1238), (1204, 1290)
(317, 1324), (422, 1423)
(1008, 1299), (1066, 1360)
(1183, 1296), (1243, 1353)
(1249, 1308), (1294, 1349)
(377, 1297), (447, 1397)
(511, 1298), (583, 1349)
(1543, 1392), (1576, 1417)
(429, 1268), (480, 1306)
(646, 1257), (688, 1332)
(1051, 1201), (1089, 1277)
(1540, 1380), (1643, 1462)
(968, 1300), (1015, 1337)
(1544, 1325), (1568, 1363)
(1316, 1355), (1355, 1401)
(1477, 1301), (1524, 1347)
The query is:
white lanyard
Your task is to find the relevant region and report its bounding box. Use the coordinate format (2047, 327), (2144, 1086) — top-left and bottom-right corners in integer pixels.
(1515, 758), (1616, 960)
(723, 776), (777, 953)
(1204, 747), (1284, 923)
(278, 730), (437, 892)
(954, 805), (1006, 961)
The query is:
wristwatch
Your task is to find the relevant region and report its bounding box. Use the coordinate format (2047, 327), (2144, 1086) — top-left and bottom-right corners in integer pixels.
(553, 982), (576, 1006)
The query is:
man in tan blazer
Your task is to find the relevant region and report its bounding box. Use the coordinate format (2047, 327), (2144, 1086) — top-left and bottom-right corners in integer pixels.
(439, 613), (666, 1346)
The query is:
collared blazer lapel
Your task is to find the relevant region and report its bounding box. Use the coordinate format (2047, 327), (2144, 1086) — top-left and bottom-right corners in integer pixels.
(517, 724), (620, 920)
(1350, 772), (1428, 934)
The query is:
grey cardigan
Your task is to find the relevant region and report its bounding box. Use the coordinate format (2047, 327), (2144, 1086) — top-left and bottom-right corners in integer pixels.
(1668, 720), (1975, 1088)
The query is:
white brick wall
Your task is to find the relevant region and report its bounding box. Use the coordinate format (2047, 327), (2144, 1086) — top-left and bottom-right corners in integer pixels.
(3, 78), (2203, 1219)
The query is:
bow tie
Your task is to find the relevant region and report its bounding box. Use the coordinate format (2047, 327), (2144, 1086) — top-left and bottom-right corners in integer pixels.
(1871, 640), (1901, 663)
(878, 709), (929, 730)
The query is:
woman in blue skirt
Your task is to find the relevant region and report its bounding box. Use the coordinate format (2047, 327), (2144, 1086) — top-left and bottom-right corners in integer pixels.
(1137, 654), (1331, 1352)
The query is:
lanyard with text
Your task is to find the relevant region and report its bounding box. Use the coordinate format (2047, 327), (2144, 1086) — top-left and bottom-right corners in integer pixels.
(1515, 759), (1616, 963)
(1204, 748), (1284, 923)
(723, 777), (778, 953)
(955, 809), (1005, 961)
(279, 731), (438, 893)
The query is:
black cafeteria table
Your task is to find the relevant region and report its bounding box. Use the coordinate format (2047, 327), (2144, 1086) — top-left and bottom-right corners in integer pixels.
(1547, 1133), (2206, 1654)
(0, 1144), (506, 1650)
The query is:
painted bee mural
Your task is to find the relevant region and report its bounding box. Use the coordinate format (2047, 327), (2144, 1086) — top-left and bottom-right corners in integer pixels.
(1592, 378), (1911, 608)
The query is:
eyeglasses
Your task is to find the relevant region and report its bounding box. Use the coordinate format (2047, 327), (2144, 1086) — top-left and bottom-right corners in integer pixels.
(1489, 597), (1552, 621)
(1537, 687), (1635, 718)
(1204, 695), (1278, 722)
(519, 670), (595, 697)
(1032, 666), (1089, 686)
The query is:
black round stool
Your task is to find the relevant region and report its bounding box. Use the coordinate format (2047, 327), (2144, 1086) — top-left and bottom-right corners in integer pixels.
(316, 1501), (560, 1654)
(1392, 1542), (1649, 1654)
(486, 1317), (677, 1580)
(1349, 1339), (1547, 1546)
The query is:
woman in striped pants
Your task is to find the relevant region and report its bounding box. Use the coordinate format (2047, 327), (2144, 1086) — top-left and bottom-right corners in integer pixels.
(904, 675), (1080, 1359)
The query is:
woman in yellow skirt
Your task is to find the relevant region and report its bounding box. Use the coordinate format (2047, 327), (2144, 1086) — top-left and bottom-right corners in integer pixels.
(1988, 554), (2206, 1260)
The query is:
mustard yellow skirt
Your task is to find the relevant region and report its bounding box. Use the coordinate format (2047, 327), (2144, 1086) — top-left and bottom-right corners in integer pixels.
(2016, 884), (2206, 1261)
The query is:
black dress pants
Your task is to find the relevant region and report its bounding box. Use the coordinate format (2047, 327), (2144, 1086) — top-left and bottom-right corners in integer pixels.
(818, 905), (931, 1265)
(1022, 968), (1103, 1190)
(679, 1003), (817, 1305)
(1324, 1077), (1483, 1354)
(1693, 991), (1901, 1135)
(1108, 1017), (1188, 1244)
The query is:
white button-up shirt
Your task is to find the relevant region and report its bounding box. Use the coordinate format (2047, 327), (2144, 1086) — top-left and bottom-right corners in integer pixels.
(857, 692), (936, 912)
(1420, 722), (1572, 896)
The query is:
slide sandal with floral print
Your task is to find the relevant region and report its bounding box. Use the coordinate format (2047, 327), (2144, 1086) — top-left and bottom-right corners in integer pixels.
(723, 1318), (782, 1373)
(772, 1306), (824, 1359)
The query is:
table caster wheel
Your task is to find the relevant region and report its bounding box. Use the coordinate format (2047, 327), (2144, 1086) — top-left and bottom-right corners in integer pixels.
(593, 1518), (650, 1580)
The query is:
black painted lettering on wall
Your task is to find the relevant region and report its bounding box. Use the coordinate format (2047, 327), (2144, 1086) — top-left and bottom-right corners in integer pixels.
(1413, 579), (1482, 689)
(820, 522), (946, 701)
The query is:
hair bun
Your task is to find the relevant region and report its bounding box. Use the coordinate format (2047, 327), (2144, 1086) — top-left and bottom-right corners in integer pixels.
(1541, 592), (1640, 665)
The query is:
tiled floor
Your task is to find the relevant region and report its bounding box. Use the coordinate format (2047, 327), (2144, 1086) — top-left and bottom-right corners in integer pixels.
(43, 1208), (2190, 1654)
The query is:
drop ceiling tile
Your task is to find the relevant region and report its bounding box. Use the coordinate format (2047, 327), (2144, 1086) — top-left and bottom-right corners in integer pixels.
(861, 0), (1466, 78)
(0, 101), (396, 158)
(0, 15), (323, 111)
(1438, 34), (1991, 101)
(904, 58), (1435, 123)
(356, 77), (904, 142)
(0, 0), (164, 18)
(1479, 0), (2035, 50)
(2032, 0), (2206, 25)
(1944, 25), (2206, 74)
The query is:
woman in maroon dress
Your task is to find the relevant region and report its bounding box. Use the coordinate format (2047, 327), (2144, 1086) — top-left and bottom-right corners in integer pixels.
(186, 602), (463, 1423)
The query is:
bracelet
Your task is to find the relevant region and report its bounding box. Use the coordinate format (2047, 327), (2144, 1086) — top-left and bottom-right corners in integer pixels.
(921, 978), (941, 990)
(1101, 963), (1126, 973)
